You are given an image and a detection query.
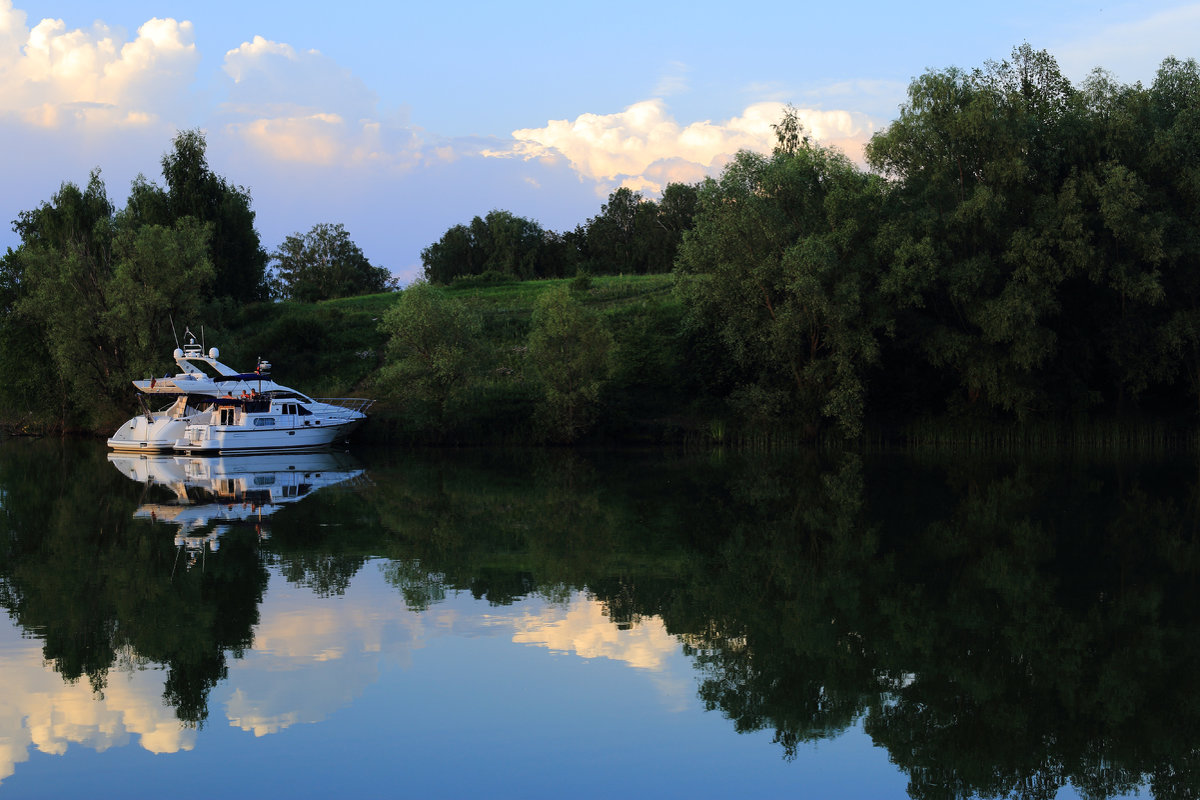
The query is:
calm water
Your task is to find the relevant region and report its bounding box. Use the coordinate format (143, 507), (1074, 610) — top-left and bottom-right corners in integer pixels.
(1, 438), (1197, 799)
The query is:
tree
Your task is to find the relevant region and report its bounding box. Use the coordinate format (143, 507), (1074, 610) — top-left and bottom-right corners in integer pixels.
(676, 109), (887, 437)
(527, 285), (614, 442)
(2, 171), (213, 428)
(421, 210), (559, 283)
(127, 129), (268, 303)
(866, 45), (1189, 419)
(271, 223), (394, 302)
(376, 282), (483, 432)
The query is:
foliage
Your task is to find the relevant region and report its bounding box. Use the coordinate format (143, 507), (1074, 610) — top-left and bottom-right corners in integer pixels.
(527, 285), (615, 442)
(865, 45), (1200, 420)
(2, 171), (213, 428)
(421, 209), (562, 284)
(676, 108), (887, 437)
(376, 281), (484, 433)
(421, 184), (699, 285)
(270, 222), (394, 301)
(126, 129), (268, 303)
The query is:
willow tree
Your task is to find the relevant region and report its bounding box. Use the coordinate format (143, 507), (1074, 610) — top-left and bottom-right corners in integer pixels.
(866, 45), (1190, 419)
(675, 108), (887, 438)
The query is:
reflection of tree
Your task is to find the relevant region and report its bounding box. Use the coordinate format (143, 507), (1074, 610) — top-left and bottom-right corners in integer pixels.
(677, 453), (1200, 798)
(353, 445), (1200, 798)
(0, 439), (267, 725)
(8, 438), (1200, 797)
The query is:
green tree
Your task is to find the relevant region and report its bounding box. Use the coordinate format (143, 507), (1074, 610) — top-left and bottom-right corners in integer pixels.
(865, 45), (1189, 419)
(527, 285), (614, 442)
(421, 210), (560, 284)
(271, 222), (394, 302)
(676, 109), (886, 437)
(3, 171), (212, 428)
(127, 129), (268, 303)
(421, 223), (476, 284)
(377, 282), (483, 432)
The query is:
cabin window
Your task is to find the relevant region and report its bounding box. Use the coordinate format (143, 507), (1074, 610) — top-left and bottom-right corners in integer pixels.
(253, 418), (276, 427)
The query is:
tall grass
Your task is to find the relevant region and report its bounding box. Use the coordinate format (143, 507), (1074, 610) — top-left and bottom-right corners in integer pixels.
(895, 417), (1198, 455)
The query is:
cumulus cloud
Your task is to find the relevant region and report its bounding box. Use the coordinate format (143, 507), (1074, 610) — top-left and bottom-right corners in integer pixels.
(484, 99), (879, 196)
(222, 35), (376, 119)
(220, 35), (428, 170)
(0, 1), (198, 129)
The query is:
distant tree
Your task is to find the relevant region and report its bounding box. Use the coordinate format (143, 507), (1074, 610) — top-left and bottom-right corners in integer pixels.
(421, 210), (560, 284)
(271, 223), (394, 302)
(581, 184), (699, 275)
(127, 129), (269, 303)
(421, 223), (475, 284)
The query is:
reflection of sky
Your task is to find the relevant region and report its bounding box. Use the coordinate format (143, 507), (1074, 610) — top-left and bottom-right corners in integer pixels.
(0, 559), (916, 798)
(222, 571), (695, 737)
(0, 632), (194, 782)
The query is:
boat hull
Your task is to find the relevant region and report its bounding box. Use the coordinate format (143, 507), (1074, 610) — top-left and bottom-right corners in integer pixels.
(107, 414), (193, 452)
(172, 420), (358, 454)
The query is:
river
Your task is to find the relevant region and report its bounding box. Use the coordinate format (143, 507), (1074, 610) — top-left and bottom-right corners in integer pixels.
(0, 438), (1196, 798)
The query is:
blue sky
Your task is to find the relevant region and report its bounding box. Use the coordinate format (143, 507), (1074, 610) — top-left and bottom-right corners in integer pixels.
(2, 1), (1199, 283)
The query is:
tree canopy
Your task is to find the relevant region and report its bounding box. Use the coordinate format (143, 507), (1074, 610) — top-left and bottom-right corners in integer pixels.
(420, 184), (699, 284)
(126, 129), (269, 304)
(270, 223), (394, 302)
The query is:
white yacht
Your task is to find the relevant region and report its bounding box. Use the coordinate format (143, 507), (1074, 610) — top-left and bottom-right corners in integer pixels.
(107, 333), (373, 454)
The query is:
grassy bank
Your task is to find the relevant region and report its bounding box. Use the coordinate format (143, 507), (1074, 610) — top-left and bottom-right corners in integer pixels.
(133, 273), (697, 445)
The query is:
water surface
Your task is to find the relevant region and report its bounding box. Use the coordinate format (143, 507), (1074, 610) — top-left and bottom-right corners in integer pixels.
(1, 439), (1196, 798)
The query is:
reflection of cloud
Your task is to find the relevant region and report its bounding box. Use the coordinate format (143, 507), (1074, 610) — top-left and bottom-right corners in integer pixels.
(510, 595), (694, 711)
(0, 1), (198, 129)
(512, 597), (678, 671)
(484, 99), (878, 196)
(0, 638), (193, 784)
(0, 569), (696, 783)
(222, 578), (696, 736)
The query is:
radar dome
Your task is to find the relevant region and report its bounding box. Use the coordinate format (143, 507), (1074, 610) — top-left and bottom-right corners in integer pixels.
(209, 347), (219, 359)
(173, 348), (184, 359)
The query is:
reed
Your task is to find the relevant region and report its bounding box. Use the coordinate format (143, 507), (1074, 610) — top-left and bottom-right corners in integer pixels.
(894, 417), (1197, 455)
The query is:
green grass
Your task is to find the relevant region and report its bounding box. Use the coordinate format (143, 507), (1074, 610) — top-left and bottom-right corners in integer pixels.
(203, 275), (687, 442)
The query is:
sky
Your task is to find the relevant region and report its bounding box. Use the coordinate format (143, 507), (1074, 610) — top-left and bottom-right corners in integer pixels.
(2, 1), (1199, 284)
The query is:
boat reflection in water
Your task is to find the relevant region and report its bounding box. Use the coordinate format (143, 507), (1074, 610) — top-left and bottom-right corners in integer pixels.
(108, 450), (365, 565)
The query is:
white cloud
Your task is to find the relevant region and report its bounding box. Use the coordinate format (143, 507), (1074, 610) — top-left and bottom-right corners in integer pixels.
(220, 35), (431, 170)
(0, 1), (198, 129)
(484, 99), (879, 197)
(221, 35), (376, 118)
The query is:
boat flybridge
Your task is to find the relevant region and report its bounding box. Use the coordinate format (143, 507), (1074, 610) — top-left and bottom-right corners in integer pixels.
(107, 333), (373, 454)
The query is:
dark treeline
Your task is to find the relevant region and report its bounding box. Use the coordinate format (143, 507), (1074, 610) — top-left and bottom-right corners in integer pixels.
(420, 182), (699, 283)
(677, 45), (1200, 438)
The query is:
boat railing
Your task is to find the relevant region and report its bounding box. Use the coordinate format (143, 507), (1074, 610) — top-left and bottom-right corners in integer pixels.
(315, 398), (375, 418)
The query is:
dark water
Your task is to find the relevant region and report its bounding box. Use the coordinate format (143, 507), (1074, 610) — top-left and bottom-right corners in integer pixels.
(1, 438), (1198, 799)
